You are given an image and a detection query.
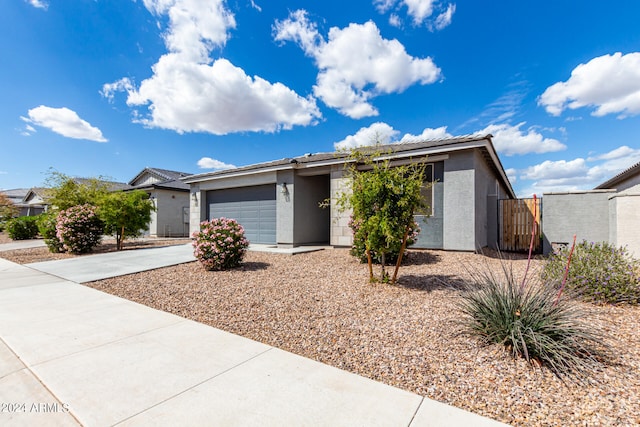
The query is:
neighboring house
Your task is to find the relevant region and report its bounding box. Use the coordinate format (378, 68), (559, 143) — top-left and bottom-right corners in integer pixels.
(184, 134), (516, 251)
(1, 188), (39, 216)
(128, 167), (192, 237)
(542, 161), (640, 257)
(19, 187), (47, 216)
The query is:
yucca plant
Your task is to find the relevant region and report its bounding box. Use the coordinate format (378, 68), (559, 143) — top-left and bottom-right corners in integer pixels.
(458, 196), (609, 380)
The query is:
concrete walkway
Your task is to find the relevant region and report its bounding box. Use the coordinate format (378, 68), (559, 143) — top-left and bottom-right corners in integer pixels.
(0, 249), (509, 426)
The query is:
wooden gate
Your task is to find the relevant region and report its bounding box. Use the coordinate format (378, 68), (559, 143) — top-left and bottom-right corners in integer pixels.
(499, 198), (542, 252)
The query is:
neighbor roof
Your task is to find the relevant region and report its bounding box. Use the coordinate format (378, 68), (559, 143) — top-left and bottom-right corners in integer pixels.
(594, 161), (640, 190)
(183, 134), (516, 199)
(129, 167), (192, 191)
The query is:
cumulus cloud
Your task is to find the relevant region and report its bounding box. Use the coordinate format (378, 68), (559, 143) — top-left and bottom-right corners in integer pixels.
(103, 0), (320, 135)
(539, 52), (640, 118)
(400, 126), (452, 142)
(25, 0), (47, 10)
(334, 122), (400, 150)
(274, 10), (441, 118)
(21, 106), (107, 142)
(374, 0), (455, 30)
(197, 157), (236, 170)
(513, 146), (640, 196)
(477, 122), (566, 156)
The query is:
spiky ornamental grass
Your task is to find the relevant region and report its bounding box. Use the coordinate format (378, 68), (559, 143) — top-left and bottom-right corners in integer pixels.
(458, 263), (609, 381)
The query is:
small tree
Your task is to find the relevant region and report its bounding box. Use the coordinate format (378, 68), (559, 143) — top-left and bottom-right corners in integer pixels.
(0, 193), (18, 231)
(98, 190), (155, 250)
(335, 146), (429, 283)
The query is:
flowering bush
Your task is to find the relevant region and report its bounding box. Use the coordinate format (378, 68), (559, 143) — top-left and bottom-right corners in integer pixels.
(56, 204), (103, 254)
(192, 218), (249, 271)
(349, 216), (421, 265)
(542, 240), (640, 304)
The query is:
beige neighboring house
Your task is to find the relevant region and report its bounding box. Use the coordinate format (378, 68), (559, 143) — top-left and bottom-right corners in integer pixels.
(128, 167), (192, 237)
(18, 188), (47, 216)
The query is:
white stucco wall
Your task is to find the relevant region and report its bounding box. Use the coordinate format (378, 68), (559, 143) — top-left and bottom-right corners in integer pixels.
(610, 192), (640, 259)
(330, 167), (353, 247)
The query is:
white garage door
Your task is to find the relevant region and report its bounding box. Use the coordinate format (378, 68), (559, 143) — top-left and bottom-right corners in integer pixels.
(206, 184), (276, 244)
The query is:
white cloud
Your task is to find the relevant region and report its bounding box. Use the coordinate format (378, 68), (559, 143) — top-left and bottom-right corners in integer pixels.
(513, 146), (640, 196)
(274, 11), (441, 118)
(334, 122), (400, 150)
(373, 0), (455, 30)
(104, 0), (320, 135)
(400, 126), (452, 142)
(21, 106), (107, 142)
(250, 0), (261, 12)
(505, 168), (517, 184)
(197, 157), (236, 170)
(478, 122), (566, 156)
(539, 52), (640, 118)
(25, 0), (48, 10)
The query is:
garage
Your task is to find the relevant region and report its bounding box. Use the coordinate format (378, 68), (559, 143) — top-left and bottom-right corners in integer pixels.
(206, 184), (276, 244)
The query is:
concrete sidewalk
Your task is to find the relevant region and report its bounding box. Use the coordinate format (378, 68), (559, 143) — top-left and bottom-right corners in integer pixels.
(0, 254), (508, 426)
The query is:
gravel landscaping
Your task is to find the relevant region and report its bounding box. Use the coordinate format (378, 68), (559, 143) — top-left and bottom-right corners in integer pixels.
(2, 235), (638, 426)
(78, 248), (640, 427)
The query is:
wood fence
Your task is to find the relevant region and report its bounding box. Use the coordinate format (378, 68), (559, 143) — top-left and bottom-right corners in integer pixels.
(499, 198), (542, 252)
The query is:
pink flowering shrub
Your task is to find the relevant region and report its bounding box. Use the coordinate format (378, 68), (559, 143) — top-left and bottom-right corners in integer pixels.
(192, 218), (249, 271)
(56, 204), (103, 254)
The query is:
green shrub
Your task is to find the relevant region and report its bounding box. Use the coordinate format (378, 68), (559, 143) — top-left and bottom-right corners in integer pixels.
(349, 216), (420, 265)
(56, 204), (103, 254)
(38, 211), (65, 253)
(542, 241), (640, 304)
(192, 218), (249, 271)
(5, 216), (39, 240)
(458, 266), (608, 380)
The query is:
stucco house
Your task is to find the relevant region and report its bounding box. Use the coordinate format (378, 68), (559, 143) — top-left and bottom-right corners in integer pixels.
(1, 188), (44, 217)
(184, 134), (515, 251)
(128, 167), (192, 237)
(542, 160), (640, 257)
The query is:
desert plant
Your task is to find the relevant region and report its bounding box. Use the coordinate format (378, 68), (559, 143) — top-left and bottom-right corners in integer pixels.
(458, 265), (607, 380)
(56, 204), (103, 254)
(37, 211), (65, 253)
(542, 240), (640, 304)
(98, 190), (155, 250)
(192, 218), (249, 271)
(5, 216), (39, 240)
(458, 196), (608, 380)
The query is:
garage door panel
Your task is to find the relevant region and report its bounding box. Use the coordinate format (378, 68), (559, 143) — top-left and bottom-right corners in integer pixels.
(206, 184), (276, 244)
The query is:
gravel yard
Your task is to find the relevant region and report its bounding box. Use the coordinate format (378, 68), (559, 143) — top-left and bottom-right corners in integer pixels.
(77, 248), (640, 427)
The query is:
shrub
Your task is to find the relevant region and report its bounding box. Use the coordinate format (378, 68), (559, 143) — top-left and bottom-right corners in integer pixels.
(192, 218), (249, 271)
(38, 211), (65, 253)
(349, 216), (421, 264)
(56, 204), (103, 254)
(457, 267), (607, 380)
(542, 240), (640, 304)
(5, 216), (39, 240)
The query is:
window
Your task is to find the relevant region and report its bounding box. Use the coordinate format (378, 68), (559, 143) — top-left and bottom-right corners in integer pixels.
(419, 164), (434, 216)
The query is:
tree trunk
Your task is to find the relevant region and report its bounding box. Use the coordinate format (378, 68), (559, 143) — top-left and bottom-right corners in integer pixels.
(117, 225), (125, 251)
(366, 247), (374, 282)
(391, 225), (411, 285)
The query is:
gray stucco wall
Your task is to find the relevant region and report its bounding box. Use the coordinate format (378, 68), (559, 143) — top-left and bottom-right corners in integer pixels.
(610, 192), (640, 258)
(276, 170), (295, 246)
(541, 190), (615, 254)
(154, 190), (189, 237)
(443, 151), (476, 251)
(294, 174), (330, 245)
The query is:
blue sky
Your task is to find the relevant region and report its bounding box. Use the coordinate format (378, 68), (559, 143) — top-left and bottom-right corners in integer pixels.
(2, 0), (640, 197)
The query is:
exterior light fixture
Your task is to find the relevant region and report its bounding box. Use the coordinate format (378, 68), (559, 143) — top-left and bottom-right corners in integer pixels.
(281, 183), (289, 195)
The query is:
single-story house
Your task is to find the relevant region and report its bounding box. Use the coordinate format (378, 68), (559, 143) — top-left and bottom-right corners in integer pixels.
(183, 134), (516, 251)
(542, 160), (640, 257)
(1, 188), (44, 217)
(127, 167), (192, 237)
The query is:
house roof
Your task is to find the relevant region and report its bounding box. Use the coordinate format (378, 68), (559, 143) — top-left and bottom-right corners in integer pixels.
(183, 134), (516, 199)
(594, 161), (640, 190)
(129, 167), (192, 191)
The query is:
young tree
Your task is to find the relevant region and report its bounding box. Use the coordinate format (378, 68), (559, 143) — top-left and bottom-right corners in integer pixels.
(335, 147), (430, 284)
(98, 190), (155, 250)
(0, 193), (18, 226)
